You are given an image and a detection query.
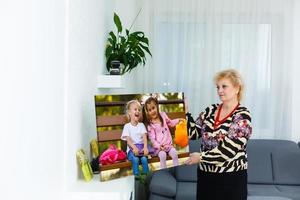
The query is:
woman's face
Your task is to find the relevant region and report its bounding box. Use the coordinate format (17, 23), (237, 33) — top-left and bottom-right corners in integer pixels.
(216, 78), (239, 103)
(146, 101), (158, 120)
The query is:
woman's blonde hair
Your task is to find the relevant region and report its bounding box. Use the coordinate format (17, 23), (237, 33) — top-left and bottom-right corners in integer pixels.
(214, 69), (244, 102)
(125, 100), (141, 120)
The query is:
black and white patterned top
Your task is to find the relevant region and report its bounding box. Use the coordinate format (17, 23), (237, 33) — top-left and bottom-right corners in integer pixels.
(186, 104), (252, 173)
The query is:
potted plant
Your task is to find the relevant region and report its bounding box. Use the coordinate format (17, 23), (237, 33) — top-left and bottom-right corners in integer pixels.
(134, 169), (152, 200)
(105, 12), (152, 75)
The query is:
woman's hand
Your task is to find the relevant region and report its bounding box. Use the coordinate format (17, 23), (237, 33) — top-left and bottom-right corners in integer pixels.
(143, 147), (149, 156)
(184, 152), (202, 165)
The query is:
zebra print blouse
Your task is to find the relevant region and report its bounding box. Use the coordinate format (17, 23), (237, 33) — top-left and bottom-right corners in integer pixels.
(187, 104), (252, 173)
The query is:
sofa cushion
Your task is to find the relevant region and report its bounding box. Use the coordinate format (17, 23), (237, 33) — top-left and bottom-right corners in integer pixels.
(247, 139), (300, 184)
(173, 140), (199, 182)
(149, 194), (174, 200)
(188, 139), (201, 153)
(248, 184), (282, 197)
(248, 196), (292, 200)
(175, 182), (197, 200)
(275, 185), (300, 200)
(175, 164), (197, 182)
(273, 151), (300, 185)
(149, 170), (177, 197)
(247, 147), (274, 184)
(248, 140), (298, 152)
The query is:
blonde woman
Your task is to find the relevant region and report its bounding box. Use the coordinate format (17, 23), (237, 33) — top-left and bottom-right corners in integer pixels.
(185, 69), (252, 200)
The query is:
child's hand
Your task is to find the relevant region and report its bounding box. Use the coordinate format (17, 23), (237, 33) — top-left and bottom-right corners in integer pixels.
(179, 118), (185, 123)
(160, 145), (166, 151)
(143, 147), (149, 156)
(132, 146), (139, 156)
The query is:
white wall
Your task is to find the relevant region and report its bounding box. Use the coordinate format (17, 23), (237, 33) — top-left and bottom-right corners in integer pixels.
(0, 0), (65, 200)
(0, 1), (134, 200)
(64, 0), (134, 199)
(291, 1), (300, 143)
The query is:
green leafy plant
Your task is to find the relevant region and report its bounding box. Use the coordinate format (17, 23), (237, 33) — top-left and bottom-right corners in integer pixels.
(135, 167), (152, 185)
(105, 12), (152, 74)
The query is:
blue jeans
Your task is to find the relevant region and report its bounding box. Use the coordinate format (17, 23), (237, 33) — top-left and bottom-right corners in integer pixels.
(127, 150), (149, 175)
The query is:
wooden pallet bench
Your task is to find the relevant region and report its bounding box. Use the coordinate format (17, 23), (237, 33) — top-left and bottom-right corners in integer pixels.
(95, 93), (188, 172)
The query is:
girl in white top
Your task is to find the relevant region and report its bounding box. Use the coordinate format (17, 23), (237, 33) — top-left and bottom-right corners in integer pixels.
(121, 100), (149, 176)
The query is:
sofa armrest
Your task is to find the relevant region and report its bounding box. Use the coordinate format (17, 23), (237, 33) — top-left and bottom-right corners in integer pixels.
(149, 170), (177, 198)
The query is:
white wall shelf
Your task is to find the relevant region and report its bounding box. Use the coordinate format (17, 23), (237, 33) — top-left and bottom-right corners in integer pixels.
(97, 75), (123, 88)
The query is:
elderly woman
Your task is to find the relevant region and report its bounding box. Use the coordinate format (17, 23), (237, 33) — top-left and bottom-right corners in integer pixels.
(185, 69), (252, 200)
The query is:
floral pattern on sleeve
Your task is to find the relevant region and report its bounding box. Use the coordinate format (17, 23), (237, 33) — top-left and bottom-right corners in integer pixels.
(227, 114), (252, 141)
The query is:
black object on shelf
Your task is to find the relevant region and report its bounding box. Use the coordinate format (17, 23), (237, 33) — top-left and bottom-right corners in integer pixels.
(110, 60), (121, 75)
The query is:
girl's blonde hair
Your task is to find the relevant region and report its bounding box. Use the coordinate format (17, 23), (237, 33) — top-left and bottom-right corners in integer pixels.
(214, 69), (244, 102)
(125, 100), (141, 121)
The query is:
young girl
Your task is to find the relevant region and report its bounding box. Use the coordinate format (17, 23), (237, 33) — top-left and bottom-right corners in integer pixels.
(121, 100), (149, 176)
(143, 97), (180, 169)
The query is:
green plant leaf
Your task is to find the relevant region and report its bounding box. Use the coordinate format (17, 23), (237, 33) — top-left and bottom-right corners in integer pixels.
(113, 13), (122, 33)
(109, 31), (117, 42)
(120, 36), (126, 44)
(108, 38), (115, 46)
(136, 46), (145, 57)
(140, 37), (149, 45)
(106, 57), (112, 71)
(122, 54), (129, 66)
(105, 46), (113, 58)
(139, 44), (152, 56)
(131, 31), (144, 36)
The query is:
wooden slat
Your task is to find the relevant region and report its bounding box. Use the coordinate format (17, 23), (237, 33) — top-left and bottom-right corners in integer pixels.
(97, 115), (127, 127)
(98, 128), (178, 141)
(95, 98), (184, 107)
(158, 99), (184, 105)
(167, 111), (186, 119)
(97, 112), (186, 141)
(100, 160), (132, 171)
(95, 101), (127, 107)
(98, 130), (122, 142)
(97, 112), (185, 127)
(148, 152), (190, 163)
(99, 152), (190, 171)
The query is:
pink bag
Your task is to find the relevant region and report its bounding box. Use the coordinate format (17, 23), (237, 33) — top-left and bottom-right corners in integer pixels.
(99, 144), (127, 165)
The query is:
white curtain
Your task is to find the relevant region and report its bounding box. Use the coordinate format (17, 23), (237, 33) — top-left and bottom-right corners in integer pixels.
(112, 0), (296, 140)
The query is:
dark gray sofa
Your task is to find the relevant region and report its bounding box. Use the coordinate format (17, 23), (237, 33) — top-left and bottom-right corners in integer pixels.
(148, 139), (300, 200)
